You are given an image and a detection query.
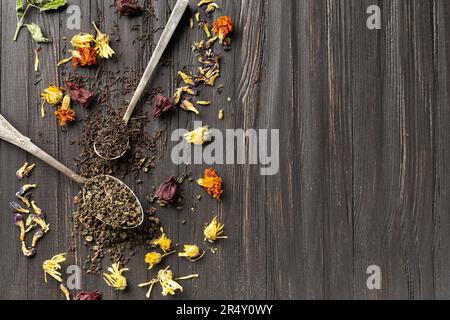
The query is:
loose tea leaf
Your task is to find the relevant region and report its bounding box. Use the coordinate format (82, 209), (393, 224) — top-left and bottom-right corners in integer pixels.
(82, 176), (142, 229)
(26, 23), (50, 43)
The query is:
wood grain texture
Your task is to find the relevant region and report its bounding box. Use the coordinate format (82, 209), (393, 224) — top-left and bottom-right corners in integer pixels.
(1, 0), (450, 300)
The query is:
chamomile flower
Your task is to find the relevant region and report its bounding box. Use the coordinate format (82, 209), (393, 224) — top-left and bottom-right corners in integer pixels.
(93, 22), (115, 59)
(42, 253), (66, 283)
(103, 262), (129, 291)
(70, 33), (95, 49)
(204, 216), (227, 243)
(178, 245), (205, 262)
(150, 228), (172, 253)
(145, 251), (175, 269)
(184, 126), (211, 145)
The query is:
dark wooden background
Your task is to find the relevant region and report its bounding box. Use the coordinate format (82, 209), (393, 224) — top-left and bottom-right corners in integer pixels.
(1, 0), (450, 300)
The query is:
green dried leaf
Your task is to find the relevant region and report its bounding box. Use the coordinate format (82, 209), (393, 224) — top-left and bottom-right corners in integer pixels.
(26, 23), (50, 43)
(16, 0), (25, 16)
(37, 0), (67, 12)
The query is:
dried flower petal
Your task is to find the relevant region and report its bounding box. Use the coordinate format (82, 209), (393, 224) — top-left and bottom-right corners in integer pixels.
(70, 33), (95, 49)
(180, 99), (200, 114)
(116, 0), (143, 16)
(103, 263), (129, 291)
(153, 94), (174, 119)
(178, 245), (205, 262)
(150, 228), (172, 253)
(16, 162), (36, 180)
(43, 253), (67, 283)
(60, 284), (71, 300)
(75, 291), (103, 301)
(67, 82), (95, 108)
(145, 251), (175, 269)
(178, 71), (196, 86)
(93, 22), (115, 59)
(10, 201), (30, 214)
(197, 168), (223, 200)
(184, 126), (210, 145)
(31, 230), (45, 248)
(16, 184), (37, 197)
(14, 214), (26, 242)
(41, 84), (64, 106)
(55, 95), (76, 126)
(204, 216), (227, 243)
(214, 16), (233, 43)
(155, 176), (178, 204)
(71, 47), (97, 67)
(22, 241), (36, 257)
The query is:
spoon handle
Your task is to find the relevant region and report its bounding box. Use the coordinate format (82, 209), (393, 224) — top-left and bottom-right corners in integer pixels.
(123, 0), (190, 124)
(0, 114), (87, 185)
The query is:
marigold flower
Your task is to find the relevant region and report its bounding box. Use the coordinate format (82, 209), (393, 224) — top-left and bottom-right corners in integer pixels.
(145, 251), (175, 269)
(71, 47), (97, 67)
(155, 176), (178, 204)
(204, 216), (227, 243)
(16, 162), (36, 180)
(41, 84), (64, 106)
(75, 291), (103, 301)
(103, 262), (129, 291)
(70, 33), (95, 49)
(93, 22), (115, 59)
(43, 253), (67, 283)
(197, 168), (223, 200)
(116, 0), (143, 16)
(67, 82), (95, 108)
(184, 126), (211, 145)
(178, 245), (205, 262)
(150, 228), (172, 253)
(55, 95), (76, 127)
(213, 16), (233, 42)
(153, 94), (174, 119)
(138, 266), (198, 299)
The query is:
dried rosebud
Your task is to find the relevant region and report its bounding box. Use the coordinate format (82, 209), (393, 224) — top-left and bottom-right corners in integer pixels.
(155, 177), (178, 204)
(153, 94), (174, 119)
(75, 291), (103, 301)
(67, 82), (95, 108)
(116, 0), (143, 16)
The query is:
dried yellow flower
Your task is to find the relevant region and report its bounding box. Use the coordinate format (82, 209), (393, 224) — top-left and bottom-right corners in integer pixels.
(60, 283), (71, 300)
(180, 99), (200, 114)
(41, 84), (64, 106)
(204, 216), (227, 243)
(178, 245), (205, 262)
(138, 266), (198, 299)
(150, 228), (172, 253)
(103, 262), (129, 291)
(178, 71), (195, 86)
(145, 251), (175, 269)
(218, 109), (224, 120)
(93, 22), (115, 59)
(43, 253), (66, 283)
(70, 33), (95, 49)
(184, 126), (211, 145)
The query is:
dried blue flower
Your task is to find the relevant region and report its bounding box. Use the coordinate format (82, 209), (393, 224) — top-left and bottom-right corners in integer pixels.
(21, 241), (36, 258)
(10, 201), (30, 214)
(16, 162), (36, 180)
(31, 230), (45, 248)
(14, 213), (26, 242)
(16, 184), (37, 197)
(18, 194), (31, 208)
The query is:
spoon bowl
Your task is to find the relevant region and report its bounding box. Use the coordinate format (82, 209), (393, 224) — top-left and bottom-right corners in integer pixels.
(0, 114), (143, 230)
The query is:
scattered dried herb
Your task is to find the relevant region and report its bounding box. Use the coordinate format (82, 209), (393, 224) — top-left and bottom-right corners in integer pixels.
(82, 176), (142, 229)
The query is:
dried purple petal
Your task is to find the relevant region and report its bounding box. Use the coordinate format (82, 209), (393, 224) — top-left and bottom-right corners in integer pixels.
(75, 291), (103, 301)
(155, 177), (178, 204)
(153, 94), (175, 119)
(116, 0), (143, 16)
(67, 82), (95, 108)
(10, 201), (30, 214)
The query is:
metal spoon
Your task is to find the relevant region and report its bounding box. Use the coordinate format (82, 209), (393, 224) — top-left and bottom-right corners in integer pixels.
(0, 114), (144, 230)
(94, 0), (190, 161)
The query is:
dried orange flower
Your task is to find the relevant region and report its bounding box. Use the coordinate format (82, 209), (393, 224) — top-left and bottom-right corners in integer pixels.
(197, 168), (223, 200)
(150, 228), (172, 253)
(70, 33), (95, 49)
(71, 47), (97, 67)
(93, 22), (115, 59)
(204, 216), (227, 243)
(54, 95), (76, 126)
(213, 16), (233, 43)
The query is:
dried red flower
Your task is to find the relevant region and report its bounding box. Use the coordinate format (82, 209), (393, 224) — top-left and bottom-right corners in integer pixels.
(72, 47), (97, 67)
(67, 82), (95, 108)
(155, 177), (178, 204)
(153, 94), (174, 119)
(116, 0), (143, 16)
(75, 291), (103, 301)
(213, 16), (233, 42)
